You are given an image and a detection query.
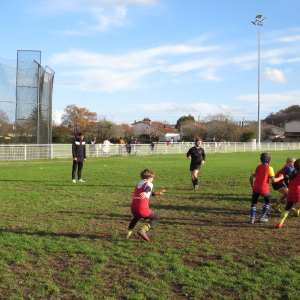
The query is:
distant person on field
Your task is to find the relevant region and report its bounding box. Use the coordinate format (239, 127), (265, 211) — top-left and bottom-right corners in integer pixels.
(186, 138), (205, 190)
(271, 157), (295, 213)
(249, 153), (283, 223)
(72, 133), (86, 183)
(102, 139), (110, 157)
(276, 159), (300, 228)
(210, 137), (216, 153)
(89, 136), (97, 157)
(119, 137), (125, 155)
(170, 137), (175, 149)
(130, 137), (135, 145)
(126, 142), (131, 155)
(124, 168), (166, 242)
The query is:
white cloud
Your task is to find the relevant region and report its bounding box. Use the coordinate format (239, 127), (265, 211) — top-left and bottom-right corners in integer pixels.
(63, 67), (158, 92)
(51, 44), (222, 91)
(261, 68), (287, 84)
(58, 80), (79, 86)
(37, 0), (159, 34)
(286, 57), (300, 63)
(51, 46), (218, 69)
(85, 0), (158, 5)
(236, 90), (300, 112)
(52, 110), (65, 125)
(277, 35), (300, 42)
(136, 102), (245, 115)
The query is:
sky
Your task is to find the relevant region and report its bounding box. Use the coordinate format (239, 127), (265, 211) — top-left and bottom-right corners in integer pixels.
(1, 0), (300, 126)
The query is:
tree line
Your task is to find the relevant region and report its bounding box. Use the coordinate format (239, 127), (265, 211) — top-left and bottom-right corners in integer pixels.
(52, 105), (300, 143)
(1, 104), (298, 143)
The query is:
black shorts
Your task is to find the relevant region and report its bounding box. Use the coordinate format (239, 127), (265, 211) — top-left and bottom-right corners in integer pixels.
(190, 163), (201, 171)
(272, 183), (286, 191)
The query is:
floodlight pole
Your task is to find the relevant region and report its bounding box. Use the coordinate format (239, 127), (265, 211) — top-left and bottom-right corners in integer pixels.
(252, 14), (267, 150)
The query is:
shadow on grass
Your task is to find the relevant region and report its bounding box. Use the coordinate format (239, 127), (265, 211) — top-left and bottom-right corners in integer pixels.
(57, 210), (254, 228)
(0, 229), (111, 240)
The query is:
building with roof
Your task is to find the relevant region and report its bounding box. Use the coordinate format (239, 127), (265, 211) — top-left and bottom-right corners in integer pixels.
(284, 120), (300, 142)
(264, 125), (285, 140)
(131, 121), (180, 142)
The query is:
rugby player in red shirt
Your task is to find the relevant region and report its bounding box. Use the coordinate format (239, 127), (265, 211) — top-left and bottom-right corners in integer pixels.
(249, 153), (283, 223)
(124, 168), (166, 242)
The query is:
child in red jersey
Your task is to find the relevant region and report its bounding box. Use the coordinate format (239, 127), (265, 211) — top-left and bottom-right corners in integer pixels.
(249, 153), (283, 223)
(124, 168), (166, 242)
(277, 159), (300, 228)
(271, 157), (295, 213)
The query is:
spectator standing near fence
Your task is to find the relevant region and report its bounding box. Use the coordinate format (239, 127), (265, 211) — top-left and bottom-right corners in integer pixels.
(89, 136), (97, 157)
(119, 137), (125, 155)
(187, 138), (205, 190)
(126, 142), (131, 155)
(72, 133), (86, 183)
(211, 137), (216, 153)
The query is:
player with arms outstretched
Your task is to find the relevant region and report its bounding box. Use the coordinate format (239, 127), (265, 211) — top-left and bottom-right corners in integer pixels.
(124, 168), (166, 242)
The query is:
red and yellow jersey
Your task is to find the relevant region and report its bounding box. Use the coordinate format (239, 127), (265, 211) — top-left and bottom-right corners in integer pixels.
(275, 164), (293, 185)
(287, 172), (300, 202)
(131, 180), (153, 218)
(252, 164), (275, 194)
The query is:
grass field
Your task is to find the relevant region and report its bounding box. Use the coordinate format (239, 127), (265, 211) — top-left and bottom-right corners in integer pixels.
(1, 151), (300, 300)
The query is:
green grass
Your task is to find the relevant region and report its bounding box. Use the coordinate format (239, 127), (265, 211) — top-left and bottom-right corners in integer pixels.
(0, 151), (300, 299)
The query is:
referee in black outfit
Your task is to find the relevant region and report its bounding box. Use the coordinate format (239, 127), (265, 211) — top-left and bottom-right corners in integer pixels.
(186, 138), (205, 190)
(72, 133), (86, 183)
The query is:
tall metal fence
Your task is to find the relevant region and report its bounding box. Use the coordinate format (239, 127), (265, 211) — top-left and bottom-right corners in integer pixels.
(0, 51), (54, 145)
(0, 142), (300, 161)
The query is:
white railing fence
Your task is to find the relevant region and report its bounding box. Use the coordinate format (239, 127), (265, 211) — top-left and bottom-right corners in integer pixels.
(0, 142), (300, 161)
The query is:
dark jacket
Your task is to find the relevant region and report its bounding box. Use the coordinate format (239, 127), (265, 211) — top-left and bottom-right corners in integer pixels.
(72, 139), (86, 159)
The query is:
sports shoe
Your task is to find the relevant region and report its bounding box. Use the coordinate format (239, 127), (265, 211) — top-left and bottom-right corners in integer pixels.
(194, 185), (199, 190)
(276, 222), (282, 228)
(137, 229), (150, 242)
(271, 205), (282, 213)
(294, 210), (300, 217)
(78, 179), (85, 182)
(124, 233), (131, 239)
(72, 179), (76, 183)
(258, 217), (268, 222)
(249, 218), (255, 224)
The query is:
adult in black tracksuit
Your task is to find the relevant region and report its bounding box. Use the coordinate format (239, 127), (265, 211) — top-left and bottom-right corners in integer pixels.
(72, 133), (86, 183)
(186, 138), (205, 190)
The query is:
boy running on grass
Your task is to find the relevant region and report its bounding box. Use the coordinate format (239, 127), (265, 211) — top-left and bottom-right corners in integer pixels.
(249, 153), (284, 223)
(277, 159), (300, 228)
(271, 157), (295, 213)
(124, 168), (166, 242)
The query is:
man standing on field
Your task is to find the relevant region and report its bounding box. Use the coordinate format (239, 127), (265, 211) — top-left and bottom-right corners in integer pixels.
(72, 133), (86, 183)
(186, 138), (205, 190)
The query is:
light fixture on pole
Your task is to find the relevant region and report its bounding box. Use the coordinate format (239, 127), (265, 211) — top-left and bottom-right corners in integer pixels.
(252, 14), (267, 148)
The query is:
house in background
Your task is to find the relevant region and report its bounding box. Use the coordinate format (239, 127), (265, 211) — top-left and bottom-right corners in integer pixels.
(284, 119), (300, 142)
(180, 122), (206, 140)
(264, 125), (285, 140)
(131, 121), (180, 142)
